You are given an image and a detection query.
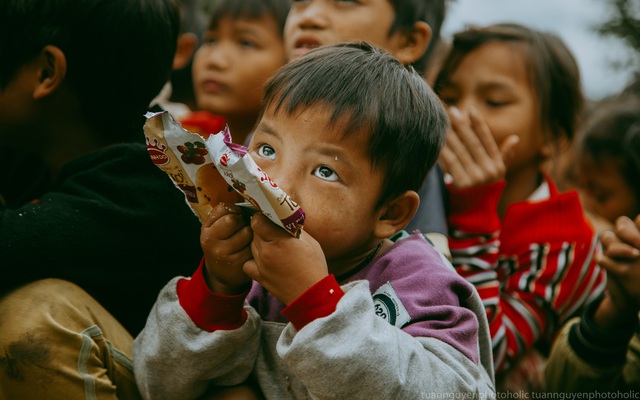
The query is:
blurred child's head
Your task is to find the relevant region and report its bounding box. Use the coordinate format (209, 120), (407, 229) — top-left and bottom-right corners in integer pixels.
(0, 0), (179, 142)
(249, 42), (447, 258)
(434, 23), (583, 176)
(577, 94), (640, 223)
(169, 0), (208, 111)
(192, 0), (290, 126)
(284, 0), (446, 74)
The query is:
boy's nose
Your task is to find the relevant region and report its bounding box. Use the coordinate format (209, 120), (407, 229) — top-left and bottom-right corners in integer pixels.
(201, 44), (231, 70)
(294, 0), (329, 29)
(267, 170), (299, 206)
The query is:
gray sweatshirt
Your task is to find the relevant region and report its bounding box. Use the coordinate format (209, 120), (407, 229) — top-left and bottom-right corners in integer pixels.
(133, 232), (495, 399)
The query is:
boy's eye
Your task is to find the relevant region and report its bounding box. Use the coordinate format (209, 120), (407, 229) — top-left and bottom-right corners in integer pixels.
(594, 191), (611, 204)
(240, 39), (258, 49)
(202, 33), (218, 45)
(257, 144), (276, 160)
(313, 165), (339, 181)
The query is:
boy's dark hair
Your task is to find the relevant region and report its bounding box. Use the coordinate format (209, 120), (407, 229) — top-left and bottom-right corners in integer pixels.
(0, 0), (180, 142)
(260, 42), (448, 209)
(390, 0), (447, 74)
(206, 0), (291, 36)
(434, 23), (584, 144)
(580, 94), (640, 207)
(177, 0), (207, 37)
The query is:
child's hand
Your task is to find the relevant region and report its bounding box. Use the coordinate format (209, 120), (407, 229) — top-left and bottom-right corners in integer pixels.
(439, 107), (519, 189)
(243, 213), (328, 305)
(200, 203), (254, 295)
(597, 215), (640, 313)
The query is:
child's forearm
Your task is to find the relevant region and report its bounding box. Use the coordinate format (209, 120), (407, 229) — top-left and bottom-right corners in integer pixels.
(177, 259), (249, 331)
(133, 276), (261, 400)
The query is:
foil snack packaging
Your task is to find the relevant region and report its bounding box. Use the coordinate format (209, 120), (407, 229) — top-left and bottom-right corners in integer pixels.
(144, 111), (305, 237)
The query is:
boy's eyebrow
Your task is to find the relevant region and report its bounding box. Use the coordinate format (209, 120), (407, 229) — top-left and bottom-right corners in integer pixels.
(312, 145), (351, 165)
(254, 121), (280, 140)
(255, 121), (354, 167)
(234, 26), (263, 37)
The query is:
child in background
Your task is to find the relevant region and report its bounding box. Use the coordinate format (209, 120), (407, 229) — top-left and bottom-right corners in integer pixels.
(433, 23), (606, 390)
(284, 0), (451, 259)
(0, 0), (203, 397)
(179, 0), (290, 147)
(576, 94), (640, 227)
(133, 42), (495, 400)
(151, 0), (207, 120)
(546, 214), (640, 391)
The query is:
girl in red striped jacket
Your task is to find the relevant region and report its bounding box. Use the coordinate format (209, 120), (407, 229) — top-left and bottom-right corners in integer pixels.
(433, 23), (606, 390)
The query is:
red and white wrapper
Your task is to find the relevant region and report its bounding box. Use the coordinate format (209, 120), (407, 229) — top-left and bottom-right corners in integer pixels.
(144, 111), (305, 237)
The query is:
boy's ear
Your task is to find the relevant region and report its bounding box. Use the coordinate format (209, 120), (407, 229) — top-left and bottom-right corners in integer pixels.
(373, 190), (420, 239)
(33, 45), (67, 100)
(392, 21), (432, 67)
(173, 32), (198, 71)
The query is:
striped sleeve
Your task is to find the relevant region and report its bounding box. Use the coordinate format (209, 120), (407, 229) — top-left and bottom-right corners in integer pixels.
(447, 181), (606, 375)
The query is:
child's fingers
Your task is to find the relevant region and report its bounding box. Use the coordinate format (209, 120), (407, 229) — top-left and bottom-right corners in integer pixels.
(221, 226), (254, 256)
(597, 253), (633, 278)
(615, 216), (640, 249)
(448, 107), (487, 163)
(250, 212), (286, 242)
(201, 208), (249, 251)
(469, 107), (501, 160)
(444, 121), (476, 170)
(242, 259), (261, 283)
(596, 253), (617, 274)
(203, 203), (242, 228)
(448, 107), (507, 185)
(603, 242), (640, 260)
(439, 142), (472, 188)
(601, 229), (640, 259)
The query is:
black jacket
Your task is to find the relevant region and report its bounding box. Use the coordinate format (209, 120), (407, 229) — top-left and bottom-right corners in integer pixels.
(0, 142), (203, 335)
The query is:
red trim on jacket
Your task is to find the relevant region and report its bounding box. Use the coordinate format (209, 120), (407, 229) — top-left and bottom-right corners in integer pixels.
(176, 258), (248, 332)
(282, 275), (344, 331)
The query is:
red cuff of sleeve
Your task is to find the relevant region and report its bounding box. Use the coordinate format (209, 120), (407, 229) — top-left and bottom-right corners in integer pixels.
(176, 257), (248, 332)
(447, 180), (505, 233)
(281, 275), (344, 331)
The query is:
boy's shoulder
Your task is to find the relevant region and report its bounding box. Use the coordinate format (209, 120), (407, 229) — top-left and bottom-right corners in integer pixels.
(353, 231), (474, 300)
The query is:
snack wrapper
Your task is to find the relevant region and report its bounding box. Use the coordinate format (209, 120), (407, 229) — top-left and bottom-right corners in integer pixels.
(144, 111), (305, 237)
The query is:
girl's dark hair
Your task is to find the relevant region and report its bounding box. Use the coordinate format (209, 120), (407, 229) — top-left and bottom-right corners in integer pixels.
(0, 0), (180, 141)
(260, 42), (448, 208)
(434, 23), (584, 144)
(580, 94), (640, 206)
(206, 0), (291, 36)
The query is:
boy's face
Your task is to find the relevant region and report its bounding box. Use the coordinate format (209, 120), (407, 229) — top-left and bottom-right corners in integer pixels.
(284, 0), (401, 61)
(248, 104), (386, 268)
(577, 154), (639, 224)
(192, 14), (287, 119)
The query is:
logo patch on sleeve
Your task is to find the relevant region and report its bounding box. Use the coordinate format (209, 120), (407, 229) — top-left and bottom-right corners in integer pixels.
(372, 282), (411, 328)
